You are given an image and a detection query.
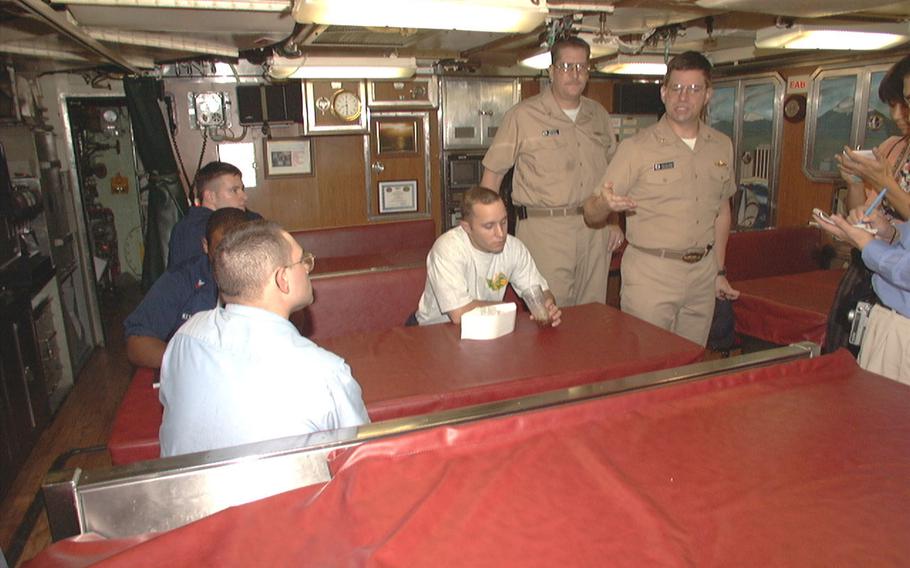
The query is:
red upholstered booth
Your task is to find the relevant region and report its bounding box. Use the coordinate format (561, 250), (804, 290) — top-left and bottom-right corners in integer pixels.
(722, 226), (840, 346)
(290, 219), (435, 275)
(724, 225), (831, 282)
(34, 351), (910, 567)
(292, 264), (430, 341)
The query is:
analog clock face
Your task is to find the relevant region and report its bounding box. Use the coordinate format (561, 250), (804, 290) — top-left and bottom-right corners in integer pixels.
(332, 89), (362, 121)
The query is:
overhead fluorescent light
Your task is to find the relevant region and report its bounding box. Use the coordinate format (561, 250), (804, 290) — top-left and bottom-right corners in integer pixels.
(60, 0), (289, 10)
(520, 51), (551, 69)
(755, 24), (910, 50)
(598, 55), (666, 76)
(521, 34), (618, 70)
(292, 0), (547, 33)
(269, 55), (417, 79)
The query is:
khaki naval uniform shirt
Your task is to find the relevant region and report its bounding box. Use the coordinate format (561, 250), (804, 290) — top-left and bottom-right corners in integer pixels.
(601, 115), (735, 345)
(482, 87), (616, 306)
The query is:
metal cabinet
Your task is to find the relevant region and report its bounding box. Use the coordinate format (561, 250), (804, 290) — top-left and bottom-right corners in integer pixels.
(0, 290), (49, 499)
(442, 78), (519, 149)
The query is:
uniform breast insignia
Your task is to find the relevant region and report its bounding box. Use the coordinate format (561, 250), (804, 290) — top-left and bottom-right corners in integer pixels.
(195, 279), (205, 289)
(486, 273), (509, 291)
(653, 161), (675, 171)
(715, 160), (727, 167)
(542, 129), (560, 137)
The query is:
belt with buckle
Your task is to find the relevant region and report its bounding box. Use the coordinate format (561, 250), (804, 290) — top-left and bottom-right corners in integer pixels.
(631, 243), (714, 263)
(515, 205), (584, 219)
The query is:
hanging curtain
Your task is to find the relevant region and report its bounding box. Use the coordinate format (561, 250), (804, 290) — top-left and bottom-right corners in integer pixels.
(124, 77), (188, 291)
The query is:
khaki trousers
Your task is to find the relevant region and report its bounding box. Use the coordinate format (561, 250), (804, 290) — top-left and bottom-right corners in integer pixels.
(858, 305), (910, 386)
(516, 215), (610, 307)
(620, 245), (716, 346)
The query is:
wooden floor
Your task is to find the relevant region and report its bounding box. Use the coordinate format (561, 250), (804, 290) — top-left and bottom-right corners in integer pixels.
(0, 284), (140, 566)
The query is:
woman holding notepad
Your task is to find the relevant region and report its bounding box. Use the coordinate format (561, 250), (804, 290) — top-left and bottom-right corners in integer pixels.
(825, 55), (910, 356)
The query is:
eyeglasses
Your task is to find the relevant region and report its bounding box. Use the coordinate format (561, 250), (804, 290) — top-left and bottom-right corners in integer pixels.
(552, 62), (589, 74)
(667, 83), (707, 95)
(286, 251), (315, 273)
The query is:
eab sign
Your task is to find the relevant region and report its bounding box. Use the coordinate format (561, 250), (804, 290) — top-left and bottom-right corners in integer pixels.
(787, 76), (810, 94)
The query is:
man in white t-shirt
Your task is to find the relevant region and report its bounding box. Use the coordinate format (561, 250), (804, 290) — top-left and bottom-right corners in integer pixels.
(416, 186), (562, 326)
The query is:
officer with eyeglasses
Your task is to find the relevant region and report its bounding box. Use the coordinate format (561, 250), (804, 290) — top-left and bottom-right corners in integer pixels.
(481, 36), (620, 308)
(159, 220), (369, 457)
(584, 51), (739, 347)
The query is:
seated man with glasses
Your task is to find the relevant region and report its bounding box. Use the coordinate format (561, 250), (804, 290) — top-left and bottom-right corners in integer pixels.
(124, 207), (249, 369)
(584, 51), (739, 347)
(159, 220), (369, 457)
(481, 35), (622, 309)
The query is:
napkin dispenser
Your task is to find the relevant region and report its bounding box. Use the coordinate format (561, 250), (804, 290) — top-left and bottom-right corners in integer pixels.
(460, 302), (517, 340)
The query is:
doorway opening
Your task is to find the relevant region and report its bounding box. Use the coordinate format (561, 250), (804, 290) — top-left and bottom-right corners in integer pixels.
(65, 97), (145, 332)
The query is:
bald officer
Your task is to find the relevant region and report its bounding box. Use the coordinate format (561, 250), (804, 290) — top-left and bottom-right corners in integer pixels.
(584, 51), (739, 346)
(481, 36), (621, 307)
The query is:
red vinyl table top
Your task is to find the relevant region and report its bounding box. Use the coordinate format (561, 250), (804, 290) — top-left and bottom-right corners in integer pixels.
(34, 350), (910, 567)
(107, 303), (703, 464)
(732, 268), (845, 345)
(323, 302), (705, 421)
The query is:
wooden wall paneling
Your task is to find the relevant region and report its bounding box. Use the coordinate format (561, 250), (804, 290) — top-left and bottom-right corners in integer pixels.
(774, 66), (834, 229)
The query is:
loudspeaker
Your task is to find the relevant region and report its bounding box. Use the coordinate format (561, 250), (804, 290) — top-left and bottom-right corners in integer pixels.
(613, 82), (663, 115)
(235, 81), (304, 125)
(236, 85), (263, 125)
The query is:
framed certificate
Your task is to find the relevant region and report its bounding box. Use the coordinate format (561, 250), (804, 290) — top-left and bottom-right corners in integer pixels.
(378, 180), (418, 214)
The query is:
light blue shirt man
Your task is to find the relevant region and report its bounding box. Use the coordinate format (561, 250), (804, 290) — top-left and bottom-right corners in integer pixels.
(159, 220), (369, 457)
(863, 221), (910, 317)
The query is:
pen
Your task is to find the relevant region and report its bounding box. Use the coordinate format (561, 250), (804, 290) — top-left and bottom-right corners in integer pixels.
(863, 188), (888, 218)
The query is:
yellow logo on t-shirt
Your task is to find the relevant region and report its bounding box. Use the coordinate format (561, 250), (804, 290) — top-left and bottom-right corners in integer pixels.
(486, 273), (508, 291)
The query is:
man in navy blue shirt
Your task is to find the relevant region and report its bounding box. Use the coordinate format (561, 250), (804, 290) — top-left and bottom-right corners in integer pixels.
(167, 161), (261, 270)
(125, 207), (249, 368)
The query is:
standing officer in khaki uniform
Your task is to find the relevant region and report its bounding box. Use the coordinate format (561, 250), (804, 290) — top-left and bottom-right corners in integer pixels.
(584, 51), (739, 346)
(481, 36), (621, 307)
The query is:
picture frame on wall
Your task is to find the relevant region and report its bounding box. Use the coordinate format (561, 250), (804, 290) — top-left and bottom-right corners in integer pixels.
(378, 180), (418, 214)
(263, 138), (314, 177)
(376, 119), (418, 155)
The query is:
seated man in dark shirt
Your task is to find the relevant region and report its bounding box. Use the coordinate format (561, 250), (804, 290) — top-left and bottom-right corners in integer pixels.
(167, 161), (261, 270)
(124, 207), (248, 368)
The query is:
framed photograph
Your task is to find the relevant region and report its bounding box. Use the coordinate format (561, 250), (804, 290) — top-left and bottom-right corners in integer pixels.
(378, 180), (418, 214)
(263, 138), (314, 177)
(376, 119), (418, 155)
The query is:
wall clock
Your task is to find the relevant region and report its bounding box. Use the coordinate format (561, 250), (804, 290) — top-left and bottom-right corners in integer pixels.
(783, 94), (806, 123)
(304, 80), (368, 134)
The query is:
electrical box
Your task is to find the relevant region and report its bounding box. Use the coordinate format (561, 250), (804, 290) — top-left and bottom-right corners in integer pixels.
(188, 91), (229, 129)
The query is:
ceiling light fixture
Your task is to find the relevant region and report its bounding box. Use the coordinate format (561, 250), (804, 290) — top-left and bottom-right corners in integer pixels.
(521, 33), (618, 70)
(292, 0), (547, 34)
(598, 55), (666, 76)
(59, 0), (290, 11)
(268, 55), (418, 79)
(755, 23), (910, 50)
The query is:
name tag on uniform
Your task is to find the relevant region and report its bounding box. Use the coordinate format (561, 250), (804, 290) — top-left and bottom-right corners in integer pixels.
(653, 161), (675, 171)
(542, 129), (560, 137)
